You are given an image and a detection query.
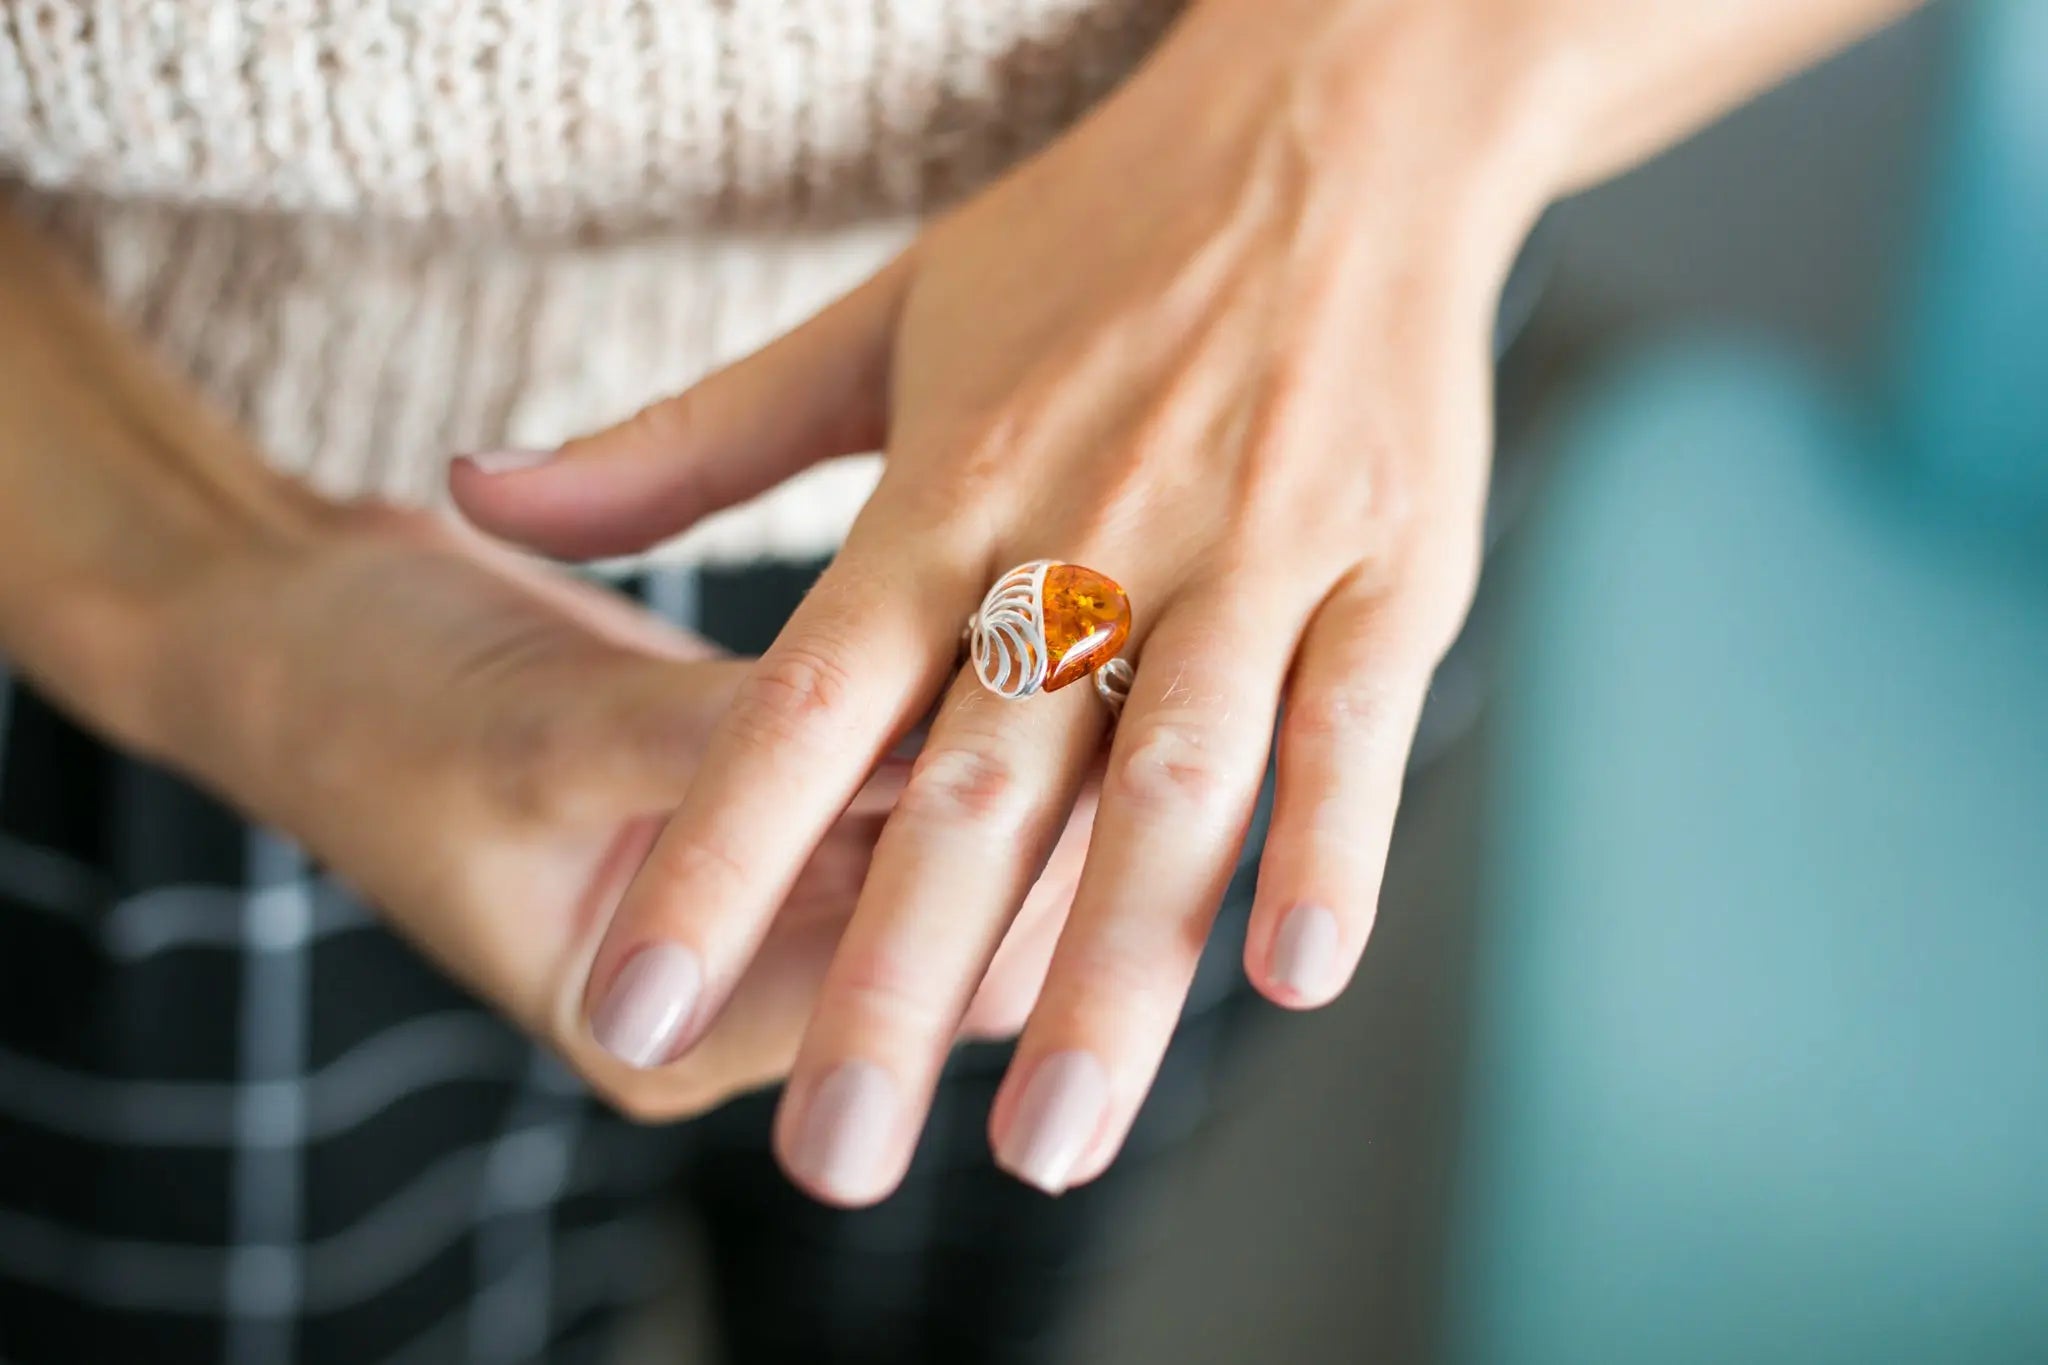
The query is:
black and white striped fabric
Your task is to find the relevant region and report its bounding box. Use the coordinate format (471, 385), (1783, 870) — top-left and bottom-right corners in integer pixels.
(0, 559), (1255, 1365)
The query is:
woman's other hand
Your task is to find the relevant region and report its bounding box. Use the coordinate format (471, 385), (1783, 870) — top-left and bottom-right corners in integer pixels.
(0, 205), (1084, 1123)
(121, 502), (1093, 1117)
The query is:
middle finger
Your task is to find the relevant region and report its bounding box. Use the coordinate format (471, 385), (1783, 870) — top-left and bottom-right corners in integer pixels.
(769, 562), (1120, 1205)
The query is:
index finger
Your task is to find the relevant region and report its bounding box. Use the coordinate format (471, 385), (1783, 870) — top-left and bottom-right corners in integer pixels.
(580, 541), (979, 1082)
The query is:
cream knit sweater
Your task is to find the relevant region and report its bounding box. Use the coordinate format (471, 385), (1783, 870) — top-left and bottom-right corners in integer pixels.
(0, 1), (1181, 562)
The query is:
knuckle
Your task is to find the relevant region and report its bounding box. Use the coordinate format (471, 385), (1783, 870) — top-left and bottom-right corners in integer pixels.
(1065, 931), (1194, 1018)
(729, 646), (855, 749)
(1108, 720), (1236, 820)
(647, 827), (752, 903)
(1283, 679), (1407, 747)
(898, 744), (1031, 832)
(831, 949), (954, 1035)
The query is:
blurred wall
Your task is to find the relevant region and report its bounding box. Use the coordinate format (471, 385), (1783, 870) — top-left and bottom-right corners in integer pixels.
(1545, 7), (1942, 363)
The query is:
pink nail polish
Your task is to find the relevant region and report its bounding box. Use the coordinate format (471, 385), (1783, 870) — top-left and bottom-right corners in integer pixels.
(1270, 904), (1341, 1002)
(590, 943), (702, 1069)
(461, 448), (554, 475)
(996, 1051), (1108, 1195)
(789, 1061), (900, 1205)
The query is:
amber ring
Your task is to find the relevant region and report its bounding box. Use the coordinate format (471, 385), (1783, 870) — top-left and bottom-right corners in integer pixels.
(967, 560), (1135, 715)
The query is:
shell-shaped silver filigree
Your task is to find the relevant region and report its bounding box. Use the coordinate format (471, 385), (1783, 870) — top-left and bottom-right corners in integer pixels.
(968, 560), (1053, 700)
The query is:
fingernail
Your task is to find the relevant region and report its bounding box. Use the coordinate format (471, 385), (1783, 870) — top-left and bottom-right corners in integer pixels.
(1270, 904), (1341, 1002)
(590, 943), (702, 1069)
(461, 447), (554, 474)
(996, 1051), (1108, 1195)
(789, 1061), (901, 1204)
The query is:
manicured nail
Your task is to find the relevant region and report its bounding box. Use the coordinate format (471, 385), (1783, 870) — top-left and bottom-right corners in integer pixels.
(1270, 904), (1341, 1002)
(590, 943), (702, 1069)
(789, 1061), (901, 1204)
(461, 448), (554, 474)
(995, 1051), (1108, 1195)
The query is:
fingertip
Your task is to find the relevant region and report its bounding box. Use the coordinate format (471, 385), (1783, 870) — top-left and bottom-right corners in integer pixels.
(775, 1059), (909, 1208)
(992, 1049), (1110, 1196)
(446, 449), (557, 534)
(448, 444), (683, 561)
(588, 940), (705, 1069)
(1250, 902), (1352, 1010)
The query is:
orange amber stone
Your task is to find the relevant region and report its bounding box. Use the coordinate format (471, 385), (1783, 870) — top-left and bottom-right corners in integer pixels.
(1040, 563), (1131, 692)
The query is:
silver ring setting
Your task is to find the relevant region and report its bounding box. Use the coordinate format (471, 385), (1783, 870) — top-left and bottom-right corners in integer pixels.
(965, 559), (1134, 715)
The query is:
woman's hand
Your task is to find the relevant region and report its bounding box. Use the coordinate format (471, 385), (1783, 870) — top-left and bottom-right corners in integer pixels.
(148, 507), (864, 1115)
(456, 0), (1922, 1202)
(455, 0), (1549, 1200)
(0, 202), (1084, 1121)
(143, 507), (1091, 1116)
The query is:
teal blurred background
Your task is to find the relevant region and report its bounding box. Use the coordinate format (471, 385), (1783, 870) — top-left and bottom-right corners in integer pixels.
(1448, 2), (2047, 1359)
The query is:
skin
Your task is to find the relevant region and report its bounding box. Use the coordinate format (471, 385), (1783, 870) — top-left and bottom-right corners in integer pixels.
(5, 0), (1920, 1202)
(456, 0), (1924, 1203)
(0, 207), (1090, 1119)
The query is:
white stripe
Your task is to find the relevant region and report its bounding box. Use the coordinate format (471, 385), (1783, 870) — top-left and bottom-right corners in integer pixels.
(0, 832), (106, 916)
(107, 882), (370, 960)
(0, 1012), (531, 1145)
(469, 1052), (581, 1362)
(0, 870), (373, 959)
(0, 1126), (651, 1316)
(644, 563), (702, 629)
(0, 1207), (227, 1310)
(226, 835), (311, 1365)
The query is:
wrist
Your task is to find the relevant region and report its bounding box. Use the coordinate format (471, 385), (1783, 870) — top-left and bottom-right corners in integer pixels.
(5, 457), (332, 765)
(1164, 0), (1580, 277)
(0, 397), (337, 767)
(0, 205), (337, 759)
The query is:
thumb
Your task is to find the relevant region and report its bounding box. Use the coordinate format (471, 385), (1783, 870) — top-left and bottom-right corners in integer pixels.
(451, 252), (913, 561)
